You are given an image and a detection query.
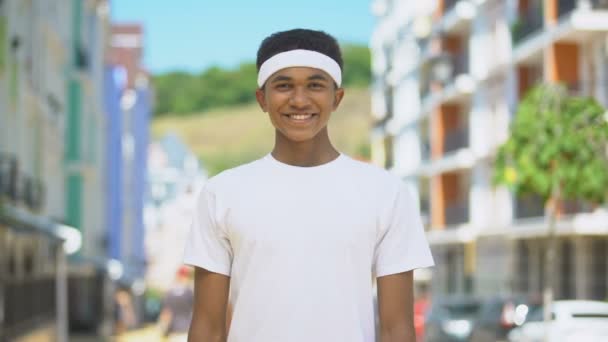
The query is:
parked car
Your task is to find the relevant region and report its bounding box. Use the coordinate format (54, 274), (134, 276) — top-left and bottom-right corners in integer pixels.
(424, 296), (482, 342)
(470, 296), (539, 342)
(507, 300), (608, 342)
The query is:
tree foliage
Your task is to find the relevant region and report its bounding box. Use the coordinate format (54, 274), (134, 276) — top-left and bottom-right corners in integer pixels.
(152, 44), (371, 116)
(494, 84), (608, 204)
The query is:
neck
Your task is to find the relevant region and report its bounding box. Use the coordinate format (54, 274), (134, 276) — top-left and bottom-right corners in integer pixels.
(271, 128), (339, 167)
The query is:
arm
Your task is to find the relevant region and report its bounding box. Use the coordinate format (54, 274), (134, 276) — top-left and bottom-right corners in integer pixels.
(188, 266), (230, 342)
(377, 271), (415, 342)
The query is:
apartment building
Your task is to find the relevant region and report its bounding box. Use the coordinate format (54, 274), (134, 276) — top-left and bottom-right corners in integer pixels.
(0, 0), (114, 340)
(371, 0), (608, 300)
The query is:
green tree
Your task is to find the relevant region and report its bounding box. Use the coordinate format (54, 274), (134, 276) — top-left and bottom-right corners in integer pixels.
(494, 83), (608, 329)
(151, 44), (372, 116)
(342, 44), (371, 87)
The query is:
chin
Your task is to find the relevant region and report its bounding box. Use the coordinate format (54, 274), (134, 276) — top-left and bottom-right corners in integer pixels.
(281, 130), (319, 143)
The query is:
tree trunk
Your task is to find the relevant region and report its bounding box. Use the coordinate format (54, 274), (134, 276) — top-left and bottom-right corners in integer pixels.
(543, 180), (561, 342)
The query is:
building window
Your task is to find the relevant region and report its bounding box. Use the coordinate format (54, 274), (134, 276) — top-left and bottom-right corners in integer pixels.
(559, 239), (574, 299)
(516, 240), (529, 293)
(591, 239), (607, 300)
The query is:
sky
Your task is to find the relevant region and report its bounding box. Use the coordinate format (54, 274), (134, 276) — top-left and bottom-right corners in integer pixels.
(111, 0), (375, 74)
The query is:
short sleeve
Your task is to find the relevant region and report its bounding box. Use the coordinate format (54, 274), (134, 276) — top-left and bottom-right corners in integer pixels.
(374, 183), (434, 277)
(183, 186), (232, 276)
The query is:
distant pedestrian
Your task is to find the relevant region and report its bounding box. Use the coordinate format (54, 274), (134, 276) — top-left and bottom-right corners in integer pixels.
(184, 28), (434, 342)
(414, 283), (431, 341)
(158, 266), (194, 342)
(114, 288), (136, 335)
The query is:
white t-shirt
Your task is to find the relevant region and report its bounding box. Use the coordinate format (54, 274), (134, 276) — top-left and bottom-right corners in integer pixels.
(183, 153), (434, 342)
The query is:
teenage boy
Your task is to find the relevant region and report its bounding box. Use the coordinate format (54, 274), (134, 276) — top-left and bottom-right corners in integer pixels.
(184, 28), (434, 342)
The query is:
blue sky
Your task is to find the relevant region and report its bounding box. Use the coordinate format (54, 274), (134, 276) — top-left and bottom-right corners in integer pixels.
(112, 0), (375, 74)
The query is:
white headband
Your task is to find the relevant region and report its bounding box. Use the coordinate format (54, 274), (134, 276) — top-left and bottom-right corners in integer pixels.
(257, 49), (342, 88)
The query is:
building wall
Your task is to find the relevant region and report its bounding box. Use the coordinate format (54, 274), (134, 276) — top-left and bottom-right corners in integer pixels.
(371, 0), (608, 298)
(0, 0), (113, 339)
(106, 23), (151, 283)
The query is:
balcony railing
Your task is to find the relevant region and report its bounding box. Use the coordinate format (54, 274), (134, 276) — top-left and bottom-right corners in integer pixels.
(420, 139), (431, 161)
(420, 77), (433, 103)
(452, 52), (469, 79)
(558, 0), (577, 18)
(443, 126), (469, 154)
(559, 0), (608, 18)
(512, 5), (544, 45)
(420, 198), (430, 227)
(445, 200), (469, 226)
(433, 51), (470, 84)
(515, 194), (545, 219)
(444, 0), (459, 13)
(561, 199), (594, 215)
(589, 0), (608, 9)
(4, 278), (57, 339)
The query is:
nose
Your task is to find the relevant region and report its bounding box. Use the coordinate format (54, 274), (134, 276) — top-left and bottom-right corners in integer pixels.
(288, 86), (311, 108)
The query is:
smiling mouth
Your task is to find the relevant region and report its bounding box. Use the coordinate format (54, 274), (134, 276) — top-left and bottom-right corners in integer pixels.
(282, 113), (318, 122)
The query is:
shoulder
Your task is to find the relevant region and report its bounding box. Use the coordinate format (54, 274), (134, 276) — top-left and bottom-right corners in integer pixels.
(341, 155), (404, 189)
(202, 157), (267, 194)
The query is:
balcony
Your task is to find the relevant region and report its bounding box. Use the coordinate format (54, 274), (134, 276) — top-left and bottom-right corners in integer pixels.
(437, 0), (476, 34)
(420, 198), (430, 227)
(515, 194), (545, 219)
(422, 51), (473, 110)
(560, 0), (608, 18)
(512, 6), (544, 45)
(589, 0), (608, 9)
(444, 0), (459, 13)
(432, 51), (469, 84)
(559, 0), (578, 18)
(551, 0), (608, 44)
(561, 199), (594, 215)
(445, 200), (469, 226)
(443, 126), (469, 154)
(420, 135), (432, 162)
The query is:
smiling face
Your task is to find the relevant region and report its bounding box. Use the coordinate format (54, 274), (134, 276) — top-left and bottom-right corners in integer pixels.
(256, 66), (344, 144)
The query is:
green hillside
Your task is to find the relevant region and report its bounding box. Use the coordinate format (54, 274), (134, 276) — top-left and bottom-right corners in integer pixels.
(151, 87), (372, 176)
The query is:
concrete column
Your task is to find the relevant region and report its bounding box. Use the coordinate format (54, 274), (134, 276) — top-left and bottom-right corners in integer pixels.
(545, 0), (558, 26)
(593, 38), (608, 106)
(470, 164), (492, 228)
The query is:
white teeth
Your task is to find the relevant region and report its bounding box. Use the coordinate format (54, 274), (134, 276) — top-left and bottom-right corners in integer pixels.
(289, 114), (313, 120)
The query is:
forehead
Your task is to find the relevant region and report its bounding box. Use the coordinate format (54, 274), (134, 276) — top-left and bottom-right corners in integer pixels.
(268, 66), (332, 81)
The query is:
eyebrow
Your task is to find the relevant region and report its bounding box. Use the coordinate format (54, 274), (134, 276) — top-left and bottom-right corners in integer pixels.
(270, 75), (292, 83)
(269, 73), (330, 83)
(308, 74), (330, 82)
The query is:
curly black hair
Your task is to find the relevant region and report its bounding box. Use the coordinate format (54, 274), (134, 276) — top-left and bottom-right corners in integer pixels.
(256, 29), (343, 72)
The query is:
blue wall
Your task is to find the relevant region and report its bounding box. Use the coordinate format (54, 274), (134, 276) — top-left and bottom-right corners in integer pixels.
(104, 65), (124, 261)
(130, 87), (151, 277)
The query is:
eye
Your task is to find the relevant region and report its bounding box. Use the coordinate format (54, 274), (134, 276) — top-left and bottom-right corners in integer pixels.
(275, 83), (291, 90)
(309, 82), (325, 89)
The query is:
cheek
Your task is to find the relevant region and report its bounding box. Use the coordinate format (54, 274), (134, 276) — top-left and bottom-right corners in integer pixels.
(266, 94), (287, 111)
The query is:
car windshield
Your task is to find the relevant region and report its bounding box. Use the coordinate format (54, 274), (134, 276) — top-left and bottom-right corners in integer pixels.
(440, 302), (481, 319)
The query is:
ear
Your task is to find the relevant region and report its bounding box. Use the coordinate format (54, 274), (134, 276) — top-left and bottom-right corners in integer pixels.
(332, 87), (345, 111)
(255, 88), (267, 112)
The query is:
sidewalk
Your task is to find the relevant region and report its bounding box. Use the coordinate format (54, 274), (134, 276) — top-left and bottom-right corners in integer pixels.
(71, 325), (165, 342)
